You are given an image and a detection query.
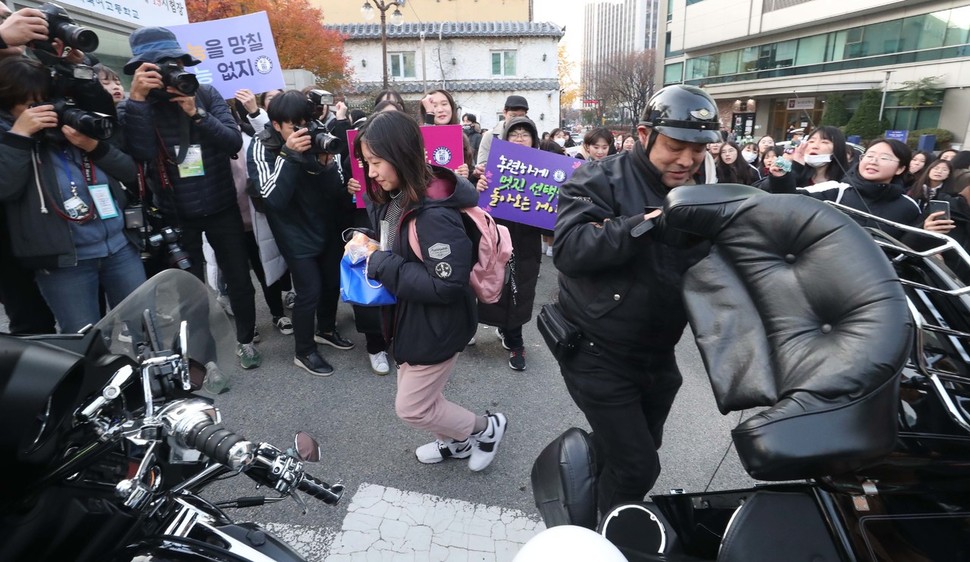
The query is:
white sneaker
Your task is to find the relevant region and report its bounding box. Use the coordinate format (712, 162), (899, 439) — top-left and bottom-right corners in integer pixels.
(469, 412), (507, 472)
(416, 438), (473, 464)
(546, 247), (553, 257)
(368, 351), (391, 375)
(467, 334), (476, 346)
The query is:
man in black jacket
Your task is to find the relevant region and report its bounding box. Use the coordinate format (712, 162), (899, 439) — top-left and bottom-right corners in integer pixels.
(552, 85), (720, 519)
(117, 27), (260, 369)
(248, 90), (351, 376)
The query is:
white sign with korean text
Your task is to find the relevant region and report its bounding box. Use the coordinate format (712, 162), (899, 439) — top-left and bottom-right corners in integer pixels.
(167, 12), (286, 100)
(54, 0), (189, 27)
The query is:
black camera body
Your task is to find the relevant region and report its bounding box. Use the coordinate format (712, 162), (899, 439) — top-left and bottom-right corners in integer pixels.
(157, 61), (199, 97)
(34, 2), (99, 53)
(303, 120), (344, 155)
(41, 98), (113, 140)
(147, 226), (191, 270)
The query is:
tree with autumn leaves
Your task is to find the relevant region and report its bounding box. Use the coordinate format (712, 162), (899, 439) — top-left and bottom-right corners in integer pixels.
(186, 0), (350, 90)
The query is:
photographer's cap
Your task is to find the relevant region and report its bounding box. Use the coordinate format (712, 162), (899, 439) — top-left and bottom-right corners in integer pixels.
(124, 27), (201, 75)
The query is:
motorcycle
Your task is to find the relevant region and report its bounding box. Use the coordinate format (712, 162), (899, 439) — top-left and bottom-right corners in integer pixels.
(527, 185), (970, 561)
(0, 269), (344, 561)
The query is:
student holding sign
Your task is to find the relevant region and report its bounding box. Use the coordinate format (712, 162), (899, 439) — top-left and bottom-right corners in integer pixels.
(475, 116), (544, 371)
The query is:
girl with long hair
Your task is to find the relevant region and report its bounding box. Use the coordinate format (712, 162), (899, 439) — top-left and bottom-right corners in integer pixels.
(355, 110), (508, 471)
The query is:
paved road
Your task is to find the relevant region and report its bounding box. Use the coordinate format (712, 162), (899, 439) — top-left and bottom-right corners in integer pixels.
(1, 253), (755, 560)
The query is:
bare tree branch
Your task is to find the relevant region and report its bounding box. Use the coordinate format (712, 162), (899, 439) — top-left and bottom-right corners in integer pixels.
(594, 50), (657, 126)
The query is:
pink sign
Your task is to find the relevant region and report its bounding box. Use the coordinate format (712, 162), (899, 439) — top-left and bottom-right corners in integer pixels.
(347, 124), (465, 208)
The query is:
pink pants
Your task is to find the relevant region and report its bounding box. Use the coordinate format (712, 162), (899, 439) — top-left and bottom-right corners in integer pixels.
(395, 353), (477, 441)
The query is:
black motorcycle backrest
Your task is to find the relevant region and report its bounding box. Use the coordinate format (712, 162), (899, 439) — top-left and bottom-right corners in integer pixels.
(0, 335), (88, 474)
(664, 184), (913, 481)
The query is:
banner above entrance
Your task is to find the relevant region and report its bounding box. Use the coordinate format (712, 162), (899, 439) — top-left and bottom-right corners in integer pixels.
(54, 0), (189, 28)
(786, 97), (816, 111)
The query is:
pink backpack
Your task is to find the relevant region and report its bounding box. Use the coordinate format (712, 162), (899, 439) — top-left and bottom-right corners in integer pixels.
(408, 207), (513, 304)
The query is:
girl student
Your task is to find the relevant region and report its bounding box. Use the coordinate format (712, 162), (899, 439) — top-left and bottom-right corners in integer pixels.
(355, 109), (508, 471)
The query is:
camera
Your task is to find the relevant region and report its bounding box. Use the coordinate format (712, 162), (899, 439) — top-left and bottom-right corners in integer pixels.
(147, 226), (191, 270)
(307, 89), (334, 107)
(157, 61), (199, 97)
(39, 99), (113, 139)
(303, 120), (344, 155)
(35, 2), (99, 52)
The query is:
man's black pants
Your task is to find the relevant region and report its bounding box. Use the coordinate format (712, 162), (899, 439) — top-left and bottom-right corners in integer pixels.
(559, 340), (683, 516)
(285, 240), (341, 356)
(180, 205), (256, 344)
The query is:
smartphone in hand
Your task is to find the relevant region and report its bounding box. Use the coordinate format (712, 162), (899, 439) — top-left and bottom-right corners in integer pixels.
(929, 199), (951, 221)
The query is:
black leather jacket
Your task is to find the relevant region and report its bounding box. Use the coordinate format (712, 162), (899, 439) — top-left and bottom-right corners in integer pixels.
(553, 149), (710, 354)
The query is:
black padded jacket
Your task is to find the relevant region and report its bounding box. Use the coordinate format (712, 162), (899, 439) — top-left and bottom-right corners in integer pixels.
(117, 85), (242, 220)
(366, 167), (478, 365)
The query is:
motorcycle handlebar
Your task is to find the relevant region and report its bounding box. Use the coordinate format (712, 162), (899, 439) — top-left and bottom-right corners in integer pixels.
(177, 414), (342, 505)
(298, 473), (344, 505)
(183, 420), (249, 468)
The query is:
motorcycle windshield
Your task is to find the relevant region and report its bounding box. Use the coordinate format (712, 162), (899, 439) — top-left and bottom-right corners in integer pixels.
(94, 269), (235, 369)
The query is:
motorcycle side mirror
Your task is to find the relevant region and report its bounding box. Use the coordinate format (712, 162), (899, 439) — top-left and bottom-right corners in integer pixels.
(188, 359), (207, 391)
(294, 431), (321, 462)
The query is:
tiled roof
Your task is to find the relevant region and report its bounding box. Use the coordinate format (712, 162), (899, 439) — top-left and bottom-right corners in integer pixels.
(326, 21), (564, 40)
(343, 78), (560, 95)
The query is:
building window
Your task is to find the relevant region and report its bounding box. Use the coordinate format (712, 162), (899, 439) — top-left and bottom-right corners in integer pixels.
(491, 50), (517, 76)
(663, 62), (683, 85)
(677, 6), (970, 86)
(389, 51), (416, 78)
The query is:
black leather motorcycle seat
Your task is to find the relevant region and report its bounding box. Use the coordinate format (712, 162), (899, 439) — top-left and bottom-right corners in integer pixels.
(665, 184), (913, 481)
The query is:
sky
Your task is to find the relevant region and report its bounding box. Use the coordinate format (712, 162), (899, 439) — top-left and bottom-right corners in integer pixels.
(533, 0), (585, 82)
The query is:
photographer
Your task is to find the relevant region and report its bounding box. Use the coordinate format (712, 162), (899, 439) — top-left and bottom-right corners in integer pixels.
(248, 90), (351, 376)
(0, 56), (144, 333)
(116, 26), (261, 369)
(0, 5), (47, 56)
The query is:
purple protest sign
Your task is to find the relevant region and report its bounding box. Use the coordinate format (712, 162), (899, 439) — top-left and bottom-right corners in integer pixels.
(347, 125), (465, 208)
(167, 12), (285, 100)
(479, 138), (583, 230)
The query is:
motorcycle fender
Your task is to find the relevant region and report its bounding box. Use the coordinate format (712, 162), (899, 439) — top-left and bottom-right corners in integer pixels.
(114, 524), (308, 562)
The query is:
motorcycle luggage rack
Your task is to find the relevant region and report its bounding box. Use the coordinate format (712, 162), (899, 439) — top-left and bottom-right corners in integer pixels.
(828, 202), (970, 435)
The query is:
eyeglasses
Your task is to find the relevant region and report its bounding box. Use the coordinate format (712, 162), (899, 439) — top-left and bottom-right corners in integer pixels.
(508, 131), (532, 140)
(861, 153), (899, 163)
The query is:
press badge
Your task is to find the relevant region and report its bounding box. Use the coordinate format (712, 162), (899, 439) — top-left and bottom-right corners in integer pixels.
(174, 144), (205, 178)
(88, 184), (119, 219)
(63, 195), (90, 220)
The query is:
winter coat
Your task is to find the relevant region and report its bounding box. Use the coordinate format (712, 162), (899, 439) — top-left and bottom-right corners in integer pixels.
(367, 166), (478, 365)
(247, 127), (346, 260)
(477, 115), (544, 330)
(554, 144), (711, 354)
(769, 166), (920, 239)
(0, 114), (138, 270)
(116, 84), (243, 220)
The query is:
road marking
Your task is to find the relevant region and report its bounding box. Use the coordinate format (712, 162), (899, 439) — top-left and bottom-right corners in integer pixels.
(264, 483), (546, 561)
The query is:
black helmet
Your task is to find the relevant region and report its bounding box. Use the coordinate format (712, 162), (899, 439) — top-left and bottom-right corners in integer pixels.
(640, 85), (720, 144)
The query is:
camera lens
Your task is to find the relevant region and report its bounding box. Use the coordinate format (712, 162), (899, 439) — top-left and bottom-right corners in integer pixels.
(59, 24), (99, 52)
(61, 107), (113, 140)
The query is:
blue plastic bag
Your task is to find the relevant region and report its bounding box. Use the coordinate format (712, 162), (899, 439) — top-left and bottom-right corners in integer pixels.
(339, 253), (396, 306)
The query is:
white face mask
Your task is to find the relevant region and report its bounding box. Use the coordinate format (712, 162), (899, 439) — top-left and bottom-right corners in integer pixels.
(554, 138), (566, 147)
(742, 151), (757, 163)
(805, 153), (832, 168)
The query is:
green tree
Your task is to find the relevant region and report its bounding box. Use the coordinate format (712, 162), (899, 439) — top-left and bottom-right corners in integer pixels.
(819, 93), (849, 127)
(844, 89), (890, 142)
(897, 76), (943, 131)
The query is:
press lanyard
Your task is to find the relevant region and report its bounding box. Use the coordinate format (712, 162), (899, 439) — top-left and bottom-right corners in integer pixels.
(57, 148), (97, 185)
(52, 148), (96, 223)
